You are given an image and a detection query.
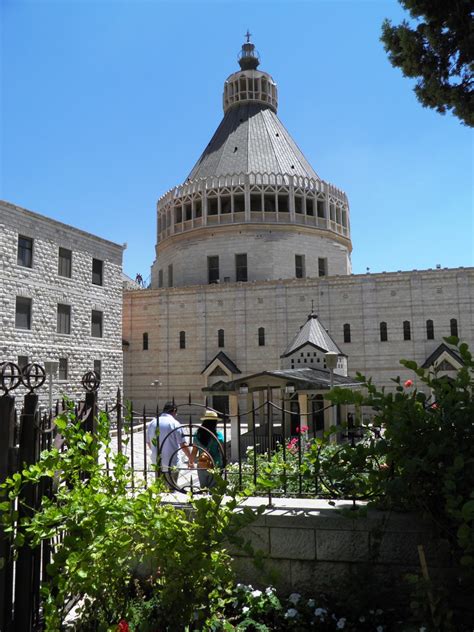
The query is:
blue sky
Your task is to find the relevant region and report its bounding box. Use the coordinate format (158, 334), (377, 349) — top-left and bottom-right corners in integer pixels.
(2, 0), (472, 280)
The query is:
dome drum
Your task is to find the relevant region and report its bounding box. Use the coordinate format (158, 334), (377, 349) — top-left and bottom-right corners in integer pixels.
(223, 69), (278, 113)
(156, 172), (350, 245)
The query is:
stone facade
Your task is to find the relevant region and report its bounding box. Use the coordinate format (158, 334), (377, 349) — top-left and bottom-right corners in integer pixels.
(0, 200), (124, 406)
(123, 266), (473, 412)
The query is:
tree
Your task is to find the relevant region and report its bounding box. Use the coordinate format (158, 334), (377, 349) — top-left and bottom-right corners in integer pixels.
(381, 0), (474, 126)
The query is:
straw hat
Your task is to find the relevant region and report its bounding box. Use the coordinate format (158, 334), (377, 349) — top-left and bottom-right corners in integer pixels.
(200, 409), (221, 421)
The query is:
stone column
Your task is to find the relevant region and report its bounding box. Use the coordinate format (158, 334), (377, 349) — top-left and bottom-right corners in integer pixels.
(297, 392), (308, 431)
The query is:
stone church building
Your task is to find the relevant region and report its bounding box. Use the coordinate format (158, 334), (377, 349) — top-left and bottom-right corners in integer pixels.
(122, 38), (473, 416)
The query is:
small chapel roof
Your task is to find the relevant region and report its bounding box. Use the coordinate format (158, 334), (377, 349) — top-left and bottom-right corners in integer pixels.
(281, 312), (344, 358)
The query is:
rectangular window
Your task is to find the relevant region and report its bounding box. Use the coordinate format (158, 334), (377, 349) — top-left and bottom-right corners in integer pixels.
(305, 198), (314, 216)
(179, 330), (186, 349)
(258, 327), (265, 346)
(317, 200), (325, 218)
(218, 329), (225, 348)
(235, 253), (248, 282)
(17, 235), (33, 268)
(15, 297), (32, 329)
(207, 197), (218, 215)
(195, 200), (202, 218)
(403, 320), (411, 341)
(277, 195), (288, 213)
(158, 269), (163, 288)
(168, 264), (173, 287)
(91, 310), (103, 338)
(58, 357), (68, 381)
(143, 332), (149, 350)
(92, 258), (103, 286)
(57, 304), (71, 334)
(294, 196), (303, 214)
(58, 247), (72, 278)
(94, 359), (102, 377)
(208, 256), (219, 284)
(318, 257), (327, 277)
(295, 254), (305, 278)
(17, 355), (29, 369)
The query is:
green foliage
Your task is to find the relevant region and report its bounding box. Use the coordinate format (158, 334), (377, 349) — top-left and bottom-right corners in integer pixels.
(381, 0), (473, 126)
(329, 338), (474, 630)
(0, 403), (258, 631)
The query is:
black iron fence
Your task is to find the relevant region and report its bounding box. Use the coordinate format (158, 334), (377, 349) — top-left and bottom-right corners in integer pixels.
(0, 361), (381, 629)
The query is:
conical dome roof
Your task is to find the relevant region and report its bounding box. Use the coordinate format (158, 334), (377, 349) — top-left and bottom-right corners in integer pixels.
(187, 103), (319, 181)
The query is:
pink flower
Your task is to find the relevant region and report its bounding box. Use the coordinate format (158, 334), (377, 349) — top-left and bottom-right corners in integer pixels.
(431, 402), (438, 410)
(117, 621), (129, 632)
(404, 379), (413, 388)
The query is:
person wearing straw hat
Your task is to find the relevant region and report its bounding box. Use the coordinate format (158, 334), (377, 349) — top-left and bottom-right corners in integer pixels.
(191, 409), (224, 489)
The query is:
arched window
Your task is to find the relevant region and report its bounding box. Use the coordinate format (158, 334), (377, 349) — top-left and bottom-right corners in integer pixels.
(343, 323), (351, 343)
(450, 318), (458, 337)
(179, 331), (186, 349)
(258, 327), (265, 346)
(426, 319), (434, 340)
(142, 332), (148, 351)
(218, 329), (225, 348)
(403, 321), (411, 341)
(380, 322), (388, 342)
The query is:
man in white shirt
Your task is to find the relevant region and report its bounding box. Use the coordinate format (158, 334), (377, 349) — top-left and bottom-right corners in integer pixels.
(146, 402), (192, 489)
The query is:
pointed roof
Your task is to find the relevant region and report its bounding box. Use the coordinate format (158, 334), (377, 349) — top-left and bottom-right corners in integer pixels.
(201, 351), (242, 375)
(282, 313), (344, 358)
(187, 103), (319, 181)
(421, 343), (463, 369)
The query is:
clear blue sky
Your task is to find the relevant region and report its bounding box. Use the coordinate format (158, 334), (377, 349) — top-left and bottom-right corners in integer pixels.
(2, 0), (472, 280)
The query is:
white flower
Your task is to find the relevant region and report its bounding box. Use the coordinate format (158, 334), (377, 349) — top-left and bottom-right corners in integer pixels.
(251, 589), (262, 598)
(307, 598), (316, 608)
(285, 608), (298, 619)
(288, 592), (301, 605)
(265, 586), (274, 595)
(337, 618), (346, 629)
(314, 607), (326, 618)
(242, 606), (249, 614)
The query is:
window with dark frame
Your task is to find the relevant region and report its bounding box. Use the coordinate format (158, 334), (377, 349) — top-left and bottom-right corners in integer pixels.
(218, 329), (225, 348)
(343, 323), (351, 343)
(158, 270), (163, 288)
(143, 332), (149, 350)
(91, 310), (103, 338)
(92, 258), (103, 286)
(15, 297), (32, 329)
(17, 235), (33, 268)
(58, 247), (72, 278)
(208, 256), (219, 284)
(179, 331), (186, 349)
(17, 355), (29, 370)
(403, 320), (411, 341)
(94, 359), (102, 377)
(426, 319), (434, 340)
(450, 318), (458, 337)
(168, 264), (173, 287)
(318, 258), (327, 277)
(58, 357), (68, 381)
(258, 327), (265, 346)
(235, 253), (248, 282)
(295, 254), (305, 278)
(380, 321), (388, 342)
(57, 304), (71, 334)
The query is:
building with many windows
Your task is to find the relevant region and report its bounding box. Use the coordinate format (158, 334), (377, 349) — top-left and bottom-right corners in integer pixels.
(123, 38), (473, 419)
(0, 200), (124, 404)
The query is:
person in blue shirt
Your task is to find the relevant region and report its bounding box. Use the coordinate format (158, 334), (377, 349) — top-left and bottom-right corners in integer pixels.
(191, 409), (224, 489)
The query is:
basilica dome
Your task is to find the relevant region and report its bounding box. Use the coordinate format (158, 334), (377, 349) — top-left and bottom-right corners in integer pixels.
(151, 36), (352, 289)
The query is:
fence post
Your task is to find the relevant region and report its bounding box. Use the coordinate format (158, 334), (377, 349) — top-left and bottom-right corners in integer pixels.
(14, 391), (40, 632)
(0, 393), (16, 632)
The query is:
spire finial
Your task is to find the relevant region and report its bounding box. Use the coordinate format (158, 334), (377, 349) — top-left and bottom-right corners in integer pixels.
(238, 32), (260, 70)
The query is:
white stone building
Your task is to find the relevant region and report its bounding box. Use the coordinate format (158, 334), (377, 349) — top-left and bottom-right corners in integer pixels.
(123, 37), (473, 420)
(0, 200), (124, 405)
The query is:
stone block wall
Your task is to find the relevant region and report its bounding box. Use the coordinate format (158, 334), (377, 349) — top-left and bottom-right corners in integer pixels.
(0, 200), (124, 406)
(228, 498), (452, 596)
(123, 267), (473, 412)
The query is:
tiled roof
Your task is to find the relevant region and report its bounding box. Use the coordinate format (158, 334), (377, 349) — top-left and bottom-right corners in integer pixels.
(187, 102), (319, 181)
(421, 343), (463, 369)
(203, 368), (358, 392)
(282, 314), (343, 357)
